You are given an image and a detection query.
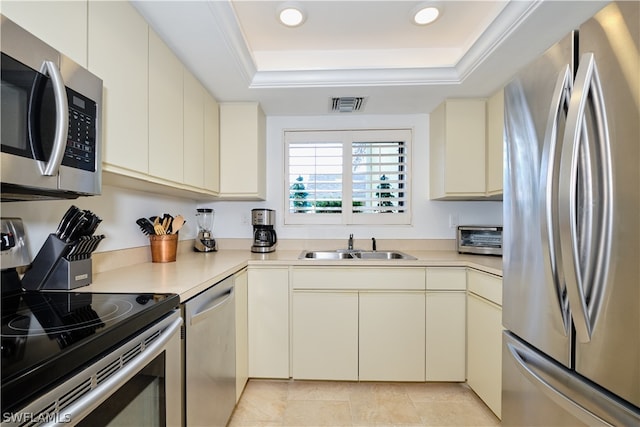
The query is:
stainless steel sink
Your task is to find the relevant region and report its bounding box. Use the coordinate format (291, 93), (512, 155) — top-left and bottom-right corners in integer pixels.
(299, 250), (416, 260)
(353, 250), (416, 260)
(300, 251), (356, 260)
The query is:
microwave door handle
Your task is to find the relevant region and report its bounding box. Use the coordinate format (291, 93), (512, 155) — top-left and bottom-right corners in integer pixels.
(38, 60), (68, 176)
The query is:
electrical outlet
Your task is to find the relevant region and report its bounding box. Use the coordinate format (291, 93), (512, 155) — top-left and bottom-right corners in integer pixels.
(241, 213), (250, 225)
(449, 214), (459, 228)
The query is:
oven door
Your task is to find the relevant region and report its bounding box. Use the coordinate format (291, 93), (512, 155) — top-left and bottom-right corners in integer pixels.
(1, 311), (182, 427)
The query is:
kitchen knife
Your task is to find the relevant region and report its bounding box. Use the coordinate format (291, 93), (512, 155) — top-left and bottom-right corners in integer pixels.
(56, 205), (79, 238)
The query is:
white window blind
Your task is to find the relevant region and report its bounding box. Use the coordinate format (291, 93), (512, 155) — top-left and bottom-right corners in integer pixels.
(285, 129), (411, 225)
(289, 141), (343, 214)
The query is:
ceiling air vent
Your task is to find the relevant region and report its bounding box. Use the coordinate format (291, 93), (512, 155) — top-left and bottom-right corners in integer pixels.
(330, 97), (366, 113)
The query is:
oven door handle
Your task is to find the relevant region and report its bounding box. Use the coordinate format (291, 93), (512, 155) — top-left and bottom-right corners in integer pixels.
(46, 316), (183, 427)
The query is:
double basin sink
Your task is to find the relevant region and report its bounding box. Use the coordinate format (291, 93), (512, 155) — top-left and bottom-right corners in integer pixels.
(299, 249), (417, 260)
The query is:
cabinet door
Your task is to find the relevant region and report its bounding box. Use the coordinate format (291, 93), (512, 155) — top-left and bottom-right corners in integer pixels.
(486, 88), (504, 196)
(88, 1), (148, 174)
(148, 30), (183, 183)
(429, 99), (486, 199)
(292, 291), (358, 380)
(247, 267), (289, 378)
(2, 0), (87, 66)
(183, 71), (205, 188)
(359, 291), (426, 381)
(234, 269), (248, 402)
(203, 92), (220, 193)
(467, 293), (502, 418)
(219, 102), (266, 199)
(426, 292), (466, 381)
(445, 100), (486, 195)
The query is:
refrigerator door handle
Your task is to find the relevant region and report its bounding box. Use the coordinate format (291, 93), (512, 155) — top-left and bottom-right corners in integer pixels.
(507, 337), (639, 426)
(558, 52), (613, 343)
(539, 65), (573, 336)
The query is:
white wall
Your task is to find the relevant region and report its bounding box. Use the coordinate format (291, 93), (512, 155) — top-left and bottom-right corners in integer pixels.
(2, 113), (502, 258)
(1, 185), (199, 259)
(199, 113), (502, 240)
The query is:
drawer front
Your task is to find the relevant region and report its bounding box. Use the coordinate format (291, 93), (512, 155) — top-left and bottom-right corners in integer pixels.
(291, 267), (425, 290)
(468, 269), (502, 305)
(426, 267), (466, 290)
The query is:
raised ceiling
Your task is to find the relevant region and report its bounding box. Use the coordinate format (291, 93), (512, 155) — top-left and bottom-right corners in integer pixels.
(132, 0), (608, 116)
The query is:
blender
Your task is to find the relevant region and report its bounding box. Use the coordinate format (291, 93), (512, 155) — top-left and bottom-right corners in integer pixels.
(194, 208), (218, 252)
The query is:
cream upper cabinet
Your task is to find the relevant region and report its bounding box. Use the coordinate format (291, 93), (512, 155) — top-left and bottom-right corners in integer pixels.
(1, 0), (87, 66)
(183, 71), (205, 188)
(486, 88), (504, 196)
(425, 267), (466, 381)
(88, 1), (148, 175)
(203, 93), (220, 193)
(247, 267), (289, 379)
(467, 269), (503, 419)
(430, 99), (486, 199)
(148, 30), (184, 184)
(219, 102), (266, 200)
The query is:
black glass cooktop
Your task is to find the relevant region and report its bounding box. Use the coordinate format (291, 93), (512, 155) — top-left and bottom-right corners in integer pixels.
(1, 289), (179, 413)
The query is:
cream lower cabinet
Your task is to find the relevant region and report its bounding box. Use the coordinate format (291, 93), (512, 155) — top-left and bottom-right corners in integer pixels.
(292, 291), (358, 380)
(291, 267), (426, 381)
(234, 268), (248, 402)
(467, 269), (503, 419)
(247, 267), (289, 379)
(425, 267), (467, 381)
(359, 291), (426, 381)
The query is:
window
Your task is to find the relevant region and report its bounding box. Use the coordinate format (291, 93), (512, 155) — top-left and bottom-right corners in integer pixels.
(285, 129), (411, 225)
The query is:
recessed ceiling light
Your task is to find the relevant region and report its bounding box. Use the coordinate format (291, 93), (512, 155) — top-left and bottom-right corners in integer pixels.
(413, 5), (441, 25)
(278, 3), (305, 27)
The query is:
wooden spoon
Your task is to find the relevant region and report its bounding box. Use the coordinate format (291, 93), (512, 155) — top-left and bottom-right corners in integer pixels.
(171, 215), (185, 234)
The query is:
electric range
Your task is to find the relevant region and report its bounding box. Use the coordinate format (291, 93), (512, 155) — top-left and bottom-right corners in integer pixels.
(1, 289), (179, 414)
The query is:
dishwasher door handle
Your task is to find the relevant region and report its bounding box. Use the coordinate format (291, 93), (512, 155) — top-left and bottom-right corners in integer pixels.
(190, 288), (234, 326)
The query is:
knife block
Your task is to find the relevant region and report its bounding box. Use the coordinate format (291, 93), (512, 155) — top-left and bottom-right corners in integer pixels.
(21, 234), (92, 290)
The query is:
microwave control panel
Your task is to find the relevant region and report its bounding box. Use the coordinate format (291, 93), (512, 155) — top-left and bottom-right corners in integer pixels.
(62, 87), (97, 172)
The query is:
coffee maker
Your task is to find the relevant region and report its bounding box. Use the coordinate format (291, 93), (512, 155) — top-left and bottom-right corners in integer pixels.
(251, 209), (277, 253)
(194, 208), (218, 252)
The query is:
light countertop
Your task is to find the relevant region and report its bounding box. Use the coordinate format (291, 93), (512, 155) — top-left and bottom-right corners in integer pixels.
(80, 249), (502, 303)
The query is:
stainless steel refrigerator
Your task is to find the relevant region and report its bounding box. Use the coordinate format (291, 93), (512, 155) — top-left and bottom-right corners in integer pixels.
(502, 1), (640, 425)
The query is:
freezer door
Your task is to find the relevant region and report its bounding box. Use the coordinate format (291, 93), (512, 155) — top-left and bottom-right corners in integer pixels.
(503, 33), (574, 366)
(502, 332), (640, 426)
(570, 1), (640, 408)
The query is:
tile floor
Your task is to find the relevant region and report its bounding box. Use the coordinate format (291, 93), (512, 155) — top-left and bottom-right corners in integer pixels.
(228, 380), (501, 426)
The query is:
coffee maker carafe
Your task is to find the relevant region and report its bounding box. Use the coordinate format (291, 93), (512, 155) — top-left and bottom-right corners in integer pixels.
(251, 209), (277, 253)
(194, 208), (218, 252)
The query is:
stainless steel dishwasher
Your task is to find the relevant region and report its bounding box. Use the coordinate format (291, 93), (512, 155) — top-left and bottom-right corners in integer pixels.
(183, 275), (236, 426)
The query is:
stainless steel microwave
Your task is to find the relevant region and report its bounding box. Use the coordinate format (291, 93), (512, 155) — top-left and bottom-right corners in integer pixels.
(1, 15), (102, 201)
(457, 225), (503, 256)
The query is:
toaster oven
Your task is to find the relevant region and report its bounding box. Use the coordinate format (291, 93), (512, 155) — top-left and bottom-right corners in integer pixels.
(457, 226), (503, 256)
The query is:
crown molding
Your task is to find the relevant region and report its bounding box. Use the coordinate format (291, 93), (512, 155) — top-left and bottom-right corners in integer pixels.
(207, 0), (540, 89)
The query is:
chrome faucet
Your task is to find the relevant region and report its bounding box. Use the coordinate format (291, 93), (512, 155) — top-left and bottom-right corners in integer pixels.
(348, 234), (354, 251)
